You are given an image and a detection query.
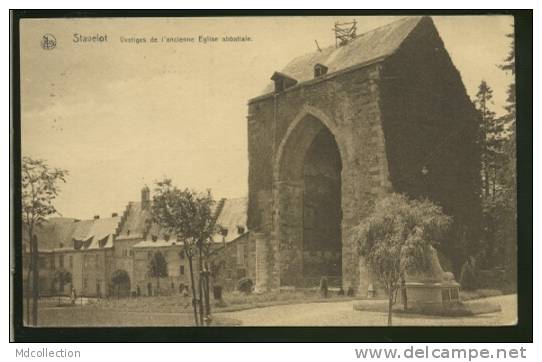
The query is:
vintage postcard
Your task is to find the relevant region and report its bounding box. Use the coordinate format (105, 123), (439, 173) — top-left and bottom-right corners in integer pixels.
(14, 13), (521, 331)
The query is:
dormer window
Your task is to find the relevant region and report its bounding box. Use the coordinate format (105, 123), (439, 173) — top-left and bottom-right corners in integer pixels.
(98, 235), (108, 248)
(237, 225), (245, 235)
(271, 72), (297, 93)
(314, 63), (328, 78)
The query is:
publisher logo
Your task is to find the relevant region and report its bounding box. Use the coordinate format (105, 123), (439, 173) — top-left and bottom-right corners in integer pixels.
(41, 34), (56, 50)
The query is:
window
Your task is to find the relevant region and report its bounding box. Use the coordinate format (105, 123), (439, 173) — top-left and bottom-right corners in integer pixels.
(69, 255), (73, 268)
(83, 278), (88, 290)
(148, 251), (152, 259)
(314, 63), (328, 77)
(271, 72), (297, 93)
(129, 249), (133, 256)
(98, 236), (108, 248)
(59, 254), (64, 268)
(179, 265), (185, 276)
(179, 250), (185, 260)
(39, 257), (47, 269)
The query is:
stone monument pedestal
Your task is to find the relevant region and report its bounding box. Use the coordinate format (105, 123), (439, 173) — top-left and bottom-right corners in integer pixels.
(405, 279), (460, 308)
(403, 247), (461, 308)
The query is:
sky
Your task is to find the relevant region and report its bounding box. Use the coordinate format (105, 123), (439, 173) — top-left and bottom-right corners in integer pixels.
(20, 15), (514, 219)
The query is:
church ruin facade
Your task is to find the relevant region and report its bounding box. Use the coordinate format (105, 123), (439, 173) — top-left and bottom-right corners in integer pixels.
(247, 16), (481, 294)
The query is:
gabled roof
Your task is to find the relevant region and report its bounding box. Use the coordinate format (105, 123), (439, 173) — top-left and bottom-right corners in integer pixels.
(261, 16), (426, 94)
(116, 201), (152, 240)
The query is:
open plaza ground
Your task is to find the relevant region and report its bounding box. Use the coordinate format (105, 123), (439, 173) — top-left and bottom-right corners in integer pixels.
(31, 292), (517, 327)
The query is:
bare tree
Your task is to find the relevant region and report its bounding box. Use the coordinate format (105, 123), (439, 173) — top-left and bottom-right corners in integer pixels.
(22, 156), (68, 326)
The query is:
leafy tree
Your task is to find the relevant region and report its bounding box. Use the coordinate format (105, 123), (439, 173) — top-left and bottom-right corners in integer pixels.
(499, 31), (516, 131)
(148, 251), (168, 294)
(110, 269), (130, 300)
(53, 269), (72, 304)
(474, 31), (517, 290)
(21, 156), (68, 326)
(497, 30), (517, 286)
(475, 81), (505, 201)
(353, 194), (451, 326)
(151, 178), (219, 326)
(53, 269), (72, 291)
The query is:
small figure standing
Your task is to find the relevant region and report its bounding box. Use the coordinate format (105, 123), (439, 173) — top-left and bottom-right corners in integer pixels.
(70, 287), (76, 305)
(319, 276), (328, 298)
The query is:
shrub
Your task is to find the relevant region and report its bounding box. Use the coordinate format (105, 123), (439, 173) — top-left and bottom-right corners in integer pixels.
(213, 285), (223, 300)
(237, 277), (253, 294)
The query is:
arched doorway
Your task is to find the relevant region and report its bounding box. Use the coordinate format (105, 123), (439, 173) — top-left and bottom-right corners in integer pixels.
(274, 113), (343, 287)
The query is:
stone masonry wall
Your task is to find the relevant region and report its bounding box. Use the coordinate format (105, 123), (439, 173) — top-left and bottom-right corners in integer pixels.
(247, 63), (392, 294)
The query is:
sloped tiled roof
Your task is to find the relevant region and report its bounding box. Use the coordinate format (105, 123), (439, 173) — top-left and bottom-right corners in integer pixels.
(261, 16), (425, 94)
(24, 216), (121, 252)
(125, 197), (249, 245)
(22, 217), (79, 251)
(71, 216), (121, 249)
(213, 197), (248, 243)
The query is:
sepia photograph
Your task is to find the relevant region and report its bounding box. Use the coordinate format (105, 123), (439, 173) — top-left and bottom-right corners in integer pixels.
(10, 10), (531, 340)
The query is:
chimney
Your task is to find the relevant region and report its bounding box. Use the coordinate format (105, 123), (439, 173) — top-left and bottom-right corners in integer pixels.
(112, 212), (118, 217)
(94, 215), (100, 219)
(141, 185), (150, 209)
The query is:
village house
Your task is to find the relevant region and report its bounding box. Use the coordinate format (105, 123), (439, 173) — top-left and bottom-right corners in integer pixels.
(24, 187), (250, 298)
(246, 16), (481, 295)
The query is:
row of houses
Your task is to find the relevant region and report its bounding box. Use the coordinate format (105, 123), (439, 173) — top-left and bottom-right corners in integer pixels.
(22, 187), (254, 298)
